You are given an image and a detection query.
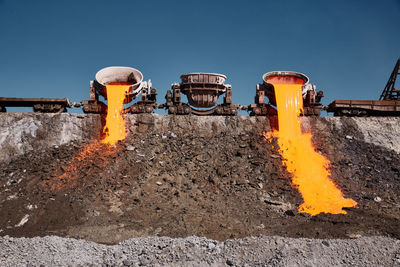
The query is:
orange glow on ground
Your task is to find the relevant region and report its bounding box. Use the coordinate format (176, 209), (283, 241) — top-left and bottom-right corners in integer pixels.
(41, 142), (119, 191)
(42, 83), (130, 191)
(102, 83), (131, 146)
(271, 84), (357, 215)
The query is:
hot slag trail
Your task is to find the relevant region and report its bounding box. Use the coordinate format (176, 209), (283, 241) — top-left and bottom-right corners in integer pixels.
(273, 84), (357, 215)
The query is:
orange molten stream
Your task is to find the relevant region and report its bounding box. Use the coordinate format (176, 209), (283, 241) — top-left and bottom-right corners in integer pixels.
(272, 84), (357, 215)
(102, 83), (131, 145)
(43, 83), (129, 191)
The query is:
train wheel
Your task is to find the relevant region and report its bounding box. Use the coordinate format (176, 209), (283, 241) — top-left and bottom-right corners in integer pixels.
(334, 108), (349, 116)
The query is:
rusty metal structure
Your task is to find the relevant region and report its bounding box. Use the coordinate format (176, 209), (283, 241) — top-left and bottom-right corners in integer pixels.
(248, 71), (324, 116)
(0, 97), (80, 113)
(327, 100), (400, 116)
(380, 58), (400, 101)
(164, 73), (239, 115)
(82, 66), (157, 114)
(328, 58), (400, 116)
(2, 59), (400, 117)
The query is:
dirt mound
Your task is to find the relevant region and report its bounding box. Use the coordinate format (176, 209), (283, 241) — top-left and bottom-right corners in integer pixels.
(0, 114), (399, 244)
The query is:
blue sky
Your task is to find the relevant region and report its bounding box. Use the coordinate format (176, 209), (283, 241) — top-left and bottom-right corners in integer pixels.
(0, 0), (399, 114)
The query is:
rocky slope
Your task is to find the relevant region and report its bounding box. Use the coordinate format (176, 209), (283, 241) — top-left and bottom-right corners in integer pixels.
(0, 113), (399, 246)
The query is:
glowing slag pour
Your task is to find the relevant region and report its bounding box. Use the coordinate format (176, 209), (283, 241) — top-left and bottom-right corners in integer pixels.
(102, 83), (131, 146)
(273, 84), (357, 215)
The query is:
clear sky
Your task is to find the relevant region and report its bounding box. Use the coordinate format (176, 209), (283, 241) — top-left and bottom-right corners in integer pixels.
(0, 0), (399, 114)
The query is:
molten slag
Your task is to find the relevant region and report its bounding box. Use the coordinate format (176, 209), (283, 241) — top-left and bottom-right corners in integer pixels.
(102, 83), (131, 145)
(272, 84), (357, 215)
